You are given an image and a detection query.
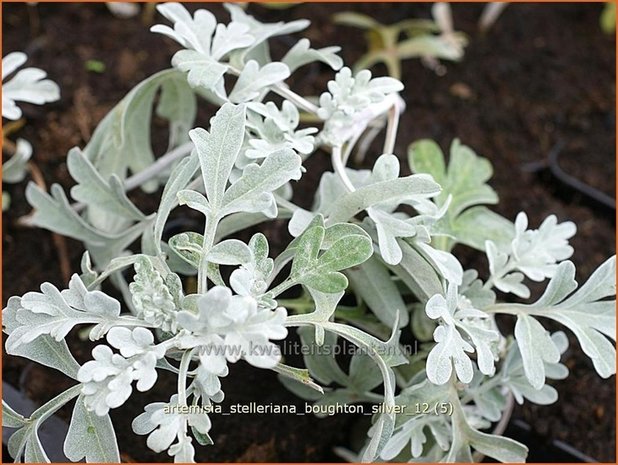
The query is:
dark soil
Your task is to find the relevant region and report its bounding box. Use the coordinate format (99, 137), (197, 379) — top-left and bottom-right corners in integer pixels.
(2, 2), (615, 462)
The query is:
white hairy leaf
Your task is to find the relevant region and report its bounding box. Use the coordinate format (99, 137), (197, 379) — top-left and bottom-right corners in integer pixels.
(485, 212), (576, 297)
(2, 52), (60, 120)
(191, 103), (246, 213)
(498, 257), (616, 381)
(4, 275), (122, 351)
(176, 286), (288, 369)
(245, 100), (317, 160)
(425, 283), (499, 384)
(318, 67), (403, 146)
(2, 138), (32, 183)
(132, 395), (211, 461)
(282, 38), (343, 73)
(129, 258), (180, 333)
(78, 329), (165, 416)
(502, 332), (569, 405)
(229, 60), (290, 103)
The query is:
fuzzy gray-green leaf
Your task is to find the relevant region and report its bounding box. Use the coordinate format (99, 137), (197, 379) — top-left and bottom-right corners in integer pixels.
(191, 103), (246, 213)
(64, 395), (120, 463)
(290, 225), (373, 293)
(67, 148), (146, 221)
(325, 174), (440, 224)
(346, 255), (409, 328)
(154, 153), (199, 254)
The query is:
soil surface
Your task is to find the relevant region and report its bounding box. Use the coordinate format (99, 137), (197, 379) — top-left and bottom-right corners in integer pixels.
(2, 2), (615, 462)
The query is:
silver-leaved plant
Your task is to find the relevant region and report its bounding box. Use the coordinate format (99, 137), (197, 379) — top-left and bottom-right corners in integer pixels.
(2, 51), (60, 210)
(2, 3), (615, 464)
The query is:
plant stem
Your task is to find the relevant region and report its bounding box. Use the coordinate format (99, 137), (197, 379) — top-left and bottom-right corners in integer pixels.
(331, 145), (356, 192)
(382, 102), (400, 155)
(177, 349), (195, 406)
(274, 194), (301, 213)
(30, 384), (83, 422)
(342, 131), (362, 165)
(483, 303), (521, 315)
(227, 63), (319, 115)
(276, 298), (314, 311)
(197, 215), (219, 294)
(126, 142), (193, 190)
(271, 82), (319, 114)
(269, 278), (296, 298)
(354, 125), (383, 164)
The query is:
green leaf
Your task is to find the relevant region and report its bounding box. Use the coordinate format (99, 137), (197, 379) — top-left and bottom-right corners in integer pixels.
(191, 426), (214, 446)
(396, 34), (466, 61)
(332, 12), (381, 30)
(64, 395), (120, 463)
(601, 2), (616, 34)
(281, 217), (371, 268)
(408, 139), (501, 251)
(291, 225), (323, 277)
(290, 225), (373, 293)
(443, 139), (497, 216)
(447, 206), (514, 251)
(408, 139), (446, 184)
